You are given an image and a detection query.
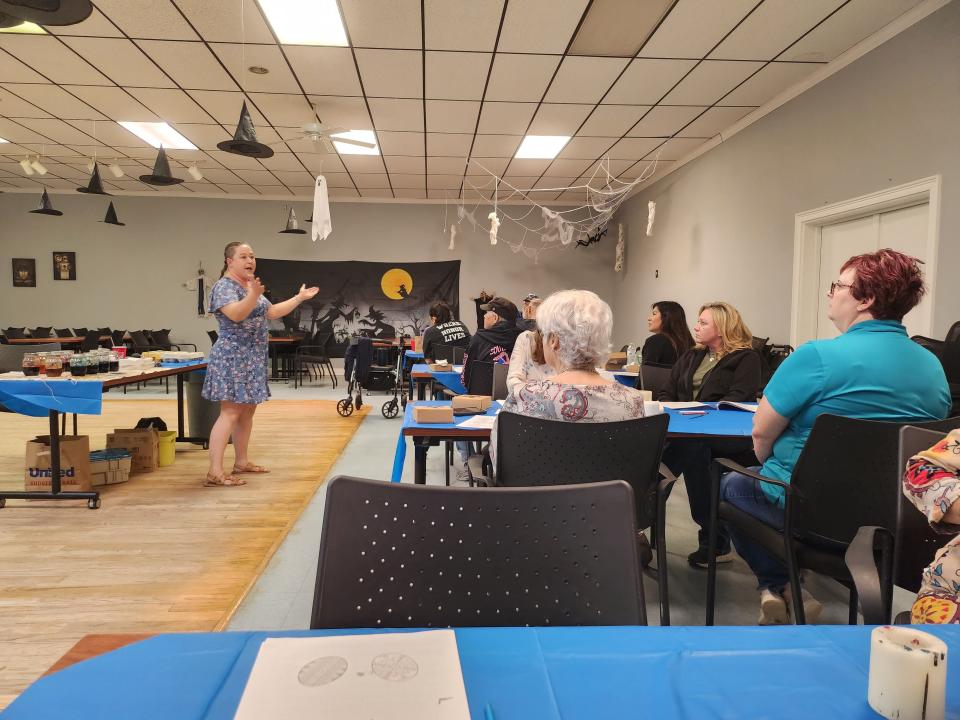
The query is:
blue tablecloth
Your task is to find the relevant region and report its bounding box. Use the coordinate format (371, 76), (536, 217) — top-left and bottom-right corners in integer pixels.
(0, 378), (102, 417)
(391, 400), (501, 482)
(404, 350), (424, 362)
(7, 625), (959, 719)
(411, 362), (467, 396)
(613, 371), (637, 387)
(158, 360), (207, 369)
(665, 404), (755, 436)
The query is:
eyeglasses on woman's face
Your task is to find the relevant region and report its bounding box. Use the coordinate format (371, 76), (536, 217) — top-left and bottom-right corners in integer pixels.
(828, 280), (853, 297)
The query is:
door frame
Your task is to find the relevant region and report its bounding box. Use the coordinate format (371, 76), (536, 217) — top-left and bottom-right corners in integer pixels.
(790, 175), (941, 347)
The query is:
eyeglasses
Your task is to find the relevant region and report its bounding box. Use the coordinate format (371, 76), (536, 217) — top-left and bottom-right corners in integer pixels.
(828, 280), (853, 297)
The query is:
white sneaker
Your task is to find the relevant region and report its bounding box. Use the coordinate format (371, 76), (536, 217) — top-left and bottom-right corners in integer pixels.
(758, 588), (789, 625)
(784, 586), (823, 624)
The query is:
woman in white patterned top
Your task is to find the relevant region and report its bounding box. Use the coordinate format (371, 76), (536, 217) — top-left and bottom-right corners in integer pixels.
(507, 298), (555, 394)
(490, 289), (646, 466)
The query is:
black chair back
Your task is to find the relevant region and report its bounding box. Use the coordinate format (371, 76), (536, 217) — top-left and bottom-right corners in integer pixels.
(494, 412), (669, 530)
(312, 476), (645, 628)
(946, 320), (960, 345)
(111, 329), (127, 347)
(28, 327), (52, 339)
(54, 328), (73, 338)
(207, 330), (218, 344)
(433, 343), (465, 364)
(492, 362), (509, 400)
(150, 329), (173, 349)
(72, 327), (89, 338)
(79, 332), (101, 352)
(4, 327), (26, 339)
(467, 360), (494, 395)
(129, 330), (152, 350)
(634, 363), (672, 397)
(97, 327), (112, 337)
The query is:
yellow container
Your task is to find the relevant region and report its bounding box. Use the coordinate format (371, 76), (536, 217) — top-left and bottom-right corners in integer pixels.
(157, 430), (177, 467)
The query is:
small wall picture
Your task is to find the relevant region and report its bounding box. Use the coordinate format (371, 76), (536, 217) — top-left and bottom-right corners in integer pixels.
(52, 252), (76, 281)
(12, 258), (36, 287)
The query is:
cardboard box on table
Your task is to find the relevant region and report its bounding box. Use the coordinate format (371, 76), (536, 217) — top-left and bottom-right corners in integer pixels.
(106, 428), (159, 474)
(451, 395), (492, 413)
(412, 405), (454, 424)
(24, 435), (93, 491)
(605, 352), (627, 371)
(428, 362), (453, 372)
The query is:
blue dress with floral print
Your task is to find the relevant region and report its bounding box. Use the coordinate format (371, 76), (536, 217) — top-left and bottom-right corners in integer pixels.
(202, 277), (271, 404)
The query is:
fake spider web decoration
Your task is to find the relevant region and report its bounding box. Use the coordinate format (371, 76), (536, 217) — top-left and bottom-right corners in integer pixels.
(444, 155), (659, 263)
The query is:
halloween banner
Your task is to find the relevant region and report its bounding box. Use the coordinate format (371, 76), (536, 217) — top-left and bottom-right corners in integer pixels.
(255, 259), (460, 356)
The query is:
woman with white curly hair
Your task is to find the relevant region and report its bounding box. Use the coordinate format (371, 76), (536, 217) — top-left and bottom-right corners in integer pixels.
(490, 289), (646, 467)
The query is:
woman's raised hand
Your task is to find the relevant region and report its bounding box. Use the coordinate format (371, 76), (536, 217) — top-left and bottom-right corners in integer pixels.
(247, 277), (265, 297)
(298, 284), (320, 301)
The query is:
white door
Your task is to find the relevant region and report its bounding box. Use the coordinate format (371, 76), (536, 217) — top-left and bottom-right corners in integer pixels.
(815, 201), (929, 339)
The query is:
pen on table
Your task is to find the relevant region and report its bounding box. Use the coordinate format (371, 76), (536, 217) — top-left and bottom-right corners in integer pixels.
(484, 703), (496, 720)
(679, 410), (707, 416)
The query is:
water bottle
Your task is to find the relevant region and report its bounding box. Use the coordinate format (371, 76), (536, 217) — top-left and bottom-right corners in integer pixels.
(625, 343), (636, 367)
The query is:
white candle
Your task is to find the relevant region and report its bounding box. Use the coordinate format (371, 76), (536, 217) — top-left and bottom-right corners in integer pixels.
(868, 625), (948, 720)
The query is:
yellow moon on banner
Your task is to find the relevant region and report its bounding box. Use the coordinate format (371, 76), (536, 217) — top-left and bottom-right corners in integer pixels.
(381, 268), (413, 300)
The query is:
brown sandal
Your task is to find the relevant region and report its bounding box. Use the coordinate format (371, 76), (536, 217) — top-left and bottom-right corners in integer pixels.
(204, 472), (247, 487)
(233, 462), (270, 474)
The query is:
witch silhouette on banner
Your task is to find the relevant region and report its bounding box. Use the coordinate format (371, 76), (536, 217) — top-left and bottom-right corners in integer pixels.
(358, 306), (396, 339)
(311, 295), (361, 343)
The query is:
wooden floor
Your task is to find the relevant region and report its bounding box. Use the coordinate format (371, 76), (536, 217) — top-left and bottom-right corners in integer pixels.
(0, 399), (366, 708)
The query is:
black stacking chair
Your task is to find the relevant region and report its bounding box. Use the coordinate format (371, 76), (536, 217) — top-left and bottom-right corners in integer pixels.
(471, 411), (674, 625)
(72, 327), (89, 338)
(312, 476), (646, 628)
(28, 327), (52, 339)
(846, 425), (960, 625)
(79, 332), (101, 352)
(4, 327), (26, 339)
(111, 329), (128, 348)
(54, 328), (74, 338)
(706, 413), (960, 625)
(208, 330), (218, 345)
(294, 331), (336, 389)
(634, 362), (673, 398)
(492, 362), (509, 400)
(466, 360), (495, 396)
(434, 343), (466, 364)
(149, 329), (197, 352)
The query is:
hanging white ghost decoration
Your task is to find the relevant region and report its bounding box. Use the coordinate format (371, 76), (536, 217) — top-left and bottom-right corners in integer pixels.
(448, 224), (457, 251)
(646, 200), (656, 237)
(614, 223), (625, 273)
(311, 175), (332, 241)
(488, 211), (500, 245)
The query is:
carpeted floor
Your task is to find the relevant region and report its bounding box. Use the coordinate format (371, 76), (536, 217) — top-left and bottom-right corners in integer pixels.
(0, 398), (365, 708)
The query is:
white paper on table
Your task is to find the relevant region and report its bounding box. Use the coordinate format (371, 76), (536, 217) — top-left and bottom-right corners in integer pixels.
(662, 401), (711, 410)
(453, 365), (463, 373)
(457, 414), (496, 429)
(234, 630), (470, 720)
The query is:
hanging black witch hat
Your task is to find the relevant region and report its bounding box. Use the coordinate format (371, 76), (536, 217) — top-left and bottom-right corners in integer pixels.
(0, 0), (92, 27)
(278, 207), (306, 234)
(102, 201), (125, 226)
(139, 146), (183, 186)
(217, 102), (274, 159)
(29, 188), (62, 216)
(77, 163), (111, 195)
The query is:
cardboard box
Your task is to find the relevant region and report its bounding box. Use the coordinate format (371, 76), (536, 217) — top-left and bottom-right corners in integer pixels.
(428, 362), (453, 372)
(24, 435), (92, 491)
(452, 394), (492, 413)
(605, 352), (627, 371)
(106, 428), (159, 474)
(90, 449), (132, 486)
(412, 405), (454, 424)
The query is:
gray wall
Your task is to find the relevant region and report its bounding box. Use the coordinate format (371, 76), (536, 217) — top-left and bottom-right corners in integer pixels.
(612, 1), (960, 346)
(0, 194), (614, 349)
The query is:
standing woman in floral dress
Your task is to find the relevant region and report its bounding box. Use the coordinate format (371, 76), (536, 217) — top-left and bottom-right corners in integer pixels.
(203, 241), (319, 486)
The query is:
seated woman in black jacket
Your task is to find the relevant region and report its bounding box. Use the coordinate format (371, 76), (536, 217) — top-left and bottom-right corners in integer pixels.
(659, 301), (762, 568)
(641, 300), (694, 366)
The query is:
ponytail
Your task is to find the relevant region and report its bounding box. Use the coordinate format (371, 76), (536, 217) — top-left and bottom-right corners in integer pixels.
(220, 241), (244, 278)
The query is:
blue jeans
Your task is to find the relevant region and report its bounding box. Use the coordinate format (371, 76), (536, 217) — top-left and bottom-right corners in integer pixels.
(720, 469), (789, 591)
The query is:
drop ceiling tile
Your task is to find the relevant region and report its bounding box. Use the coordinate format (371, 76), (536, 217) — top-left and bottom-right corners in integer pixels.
(384, 156), (426, 174)
(308, 96), (373, 131)
(127, 88), (212, 124)
(173, 0), (275, 43)
(461, 187), (492, 201)
(258, 152), (307, 171)
(301, 153), (344, 173)
(557, 136), (614, 159)
(579, 105), (648, 137)
(60, 37), (175, 88)
(19, 144), (86, 159)
(639, 0), (758, 59)
(209, 44), (302, 94)
(323, 171), (355, 187)
(677, 105), (754, 137)
(65, 86), (159, 122)
(0, 86), (51, 118)
(187, 90), (264, 125)
(424, 0), (504, 51)
(367, 97), (423, 132)
(48, 6), (125, 37)
(184, 181), (225, 193)
(353, 173), (391, 188)
(645, 137), (706, 160)
(468, 157), (508, 174)
(339, 0), (421, 49)
(233, 169), (281, 185)
(711, 0), (845, 61)
(137, 40), (237, 91)
(527, 104), (593, 135)
(533, 175), (575, 190)
(426, 133), (473, 156)
(196, 167), (243, 183)
(604, 58), (698, 104)
(426, 100), (480, 134)
(206, 149), (264, 169)
(361, 188), (395, 198)
(389, 173), (427, 189)
(425, 52), (491, 101)
(93, 0), (199, 40)
(779, 0), (923, 62)
(427, 156), (469, 174)
(3, 84), (105, 121)
(32, 177), (80, 190)
(547, 158), (592, 175)
(719, 62), (818, 105)
(544, 56), (629, 103)
(376, 131), (424, 156)
(329, 187), (361, 198)
(393, 188), (427, 199)
(339, 155), (387, 174)
(0, 36), (111, 85)
(427, 174), (465, 189)
(15, 118), (104, 146)
(285, 47), (363, 96)
(68, 120), (150, 147)
(485, 53), (561, 102)
(498, 0), (589, 53)
(355, 49), (422, 98)
(476, 102), (537, 135)
(626, 105), (703, 137)
(661, 60), (764, 105)
(172, 123), (231, 149)
(470, 134), (521, 156)
(0, 118), (56, 145)
(272, 170), (316, 186)
(608, 137), (661, 160)
(254, 184), (289, 195)
(570, 0), (674, 57)
(506, 158), (552, 176)
(0, 48), (46, 83)
(40, 163), (89, 180)
(217, 184), (255, 194)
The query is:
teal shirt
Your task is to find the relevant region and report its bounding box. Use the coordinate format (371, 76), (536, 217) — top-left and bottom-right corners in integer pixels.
(760, 319), (951, 506)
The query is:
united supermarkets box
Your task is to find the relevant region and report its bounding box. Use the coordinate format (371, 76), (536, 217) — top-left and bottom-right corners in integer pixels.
(89, 449), (133, 486)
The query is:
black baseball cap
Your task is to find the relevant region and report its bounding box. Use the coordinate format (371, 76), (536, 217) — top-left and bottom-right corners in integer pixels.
(479, 296), (519, 320)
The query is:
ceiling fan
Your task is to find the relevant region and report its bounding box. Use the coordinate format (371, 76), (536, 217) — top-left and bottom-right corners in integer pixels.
(280, 121), (377, 153)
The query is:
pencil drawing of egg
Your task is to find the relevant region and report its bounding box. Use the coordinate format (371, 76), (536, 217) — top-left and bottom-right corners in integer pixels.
(298, 656), (348, 686)
(371, 653), (419, 681)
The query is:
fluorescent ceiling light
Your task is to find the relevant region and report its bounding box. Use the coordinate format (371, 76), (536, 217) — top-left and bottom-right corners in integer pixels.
(0, 21), (46, 34)
(257, 0), (348, 46)
(332, 130), (379, 156)
(515, 135), (571, 159)
(118, 121), (197, 150)
(0, 137), (8, 143)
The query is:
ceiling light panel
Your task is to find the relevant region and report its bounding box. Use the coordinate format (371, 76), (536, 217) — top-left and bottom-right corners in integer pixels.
(118, 121), (198, 150)
(332, 130), (380, 155)
(257, 0), (349, 46)
(515, 135), (570, 159)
